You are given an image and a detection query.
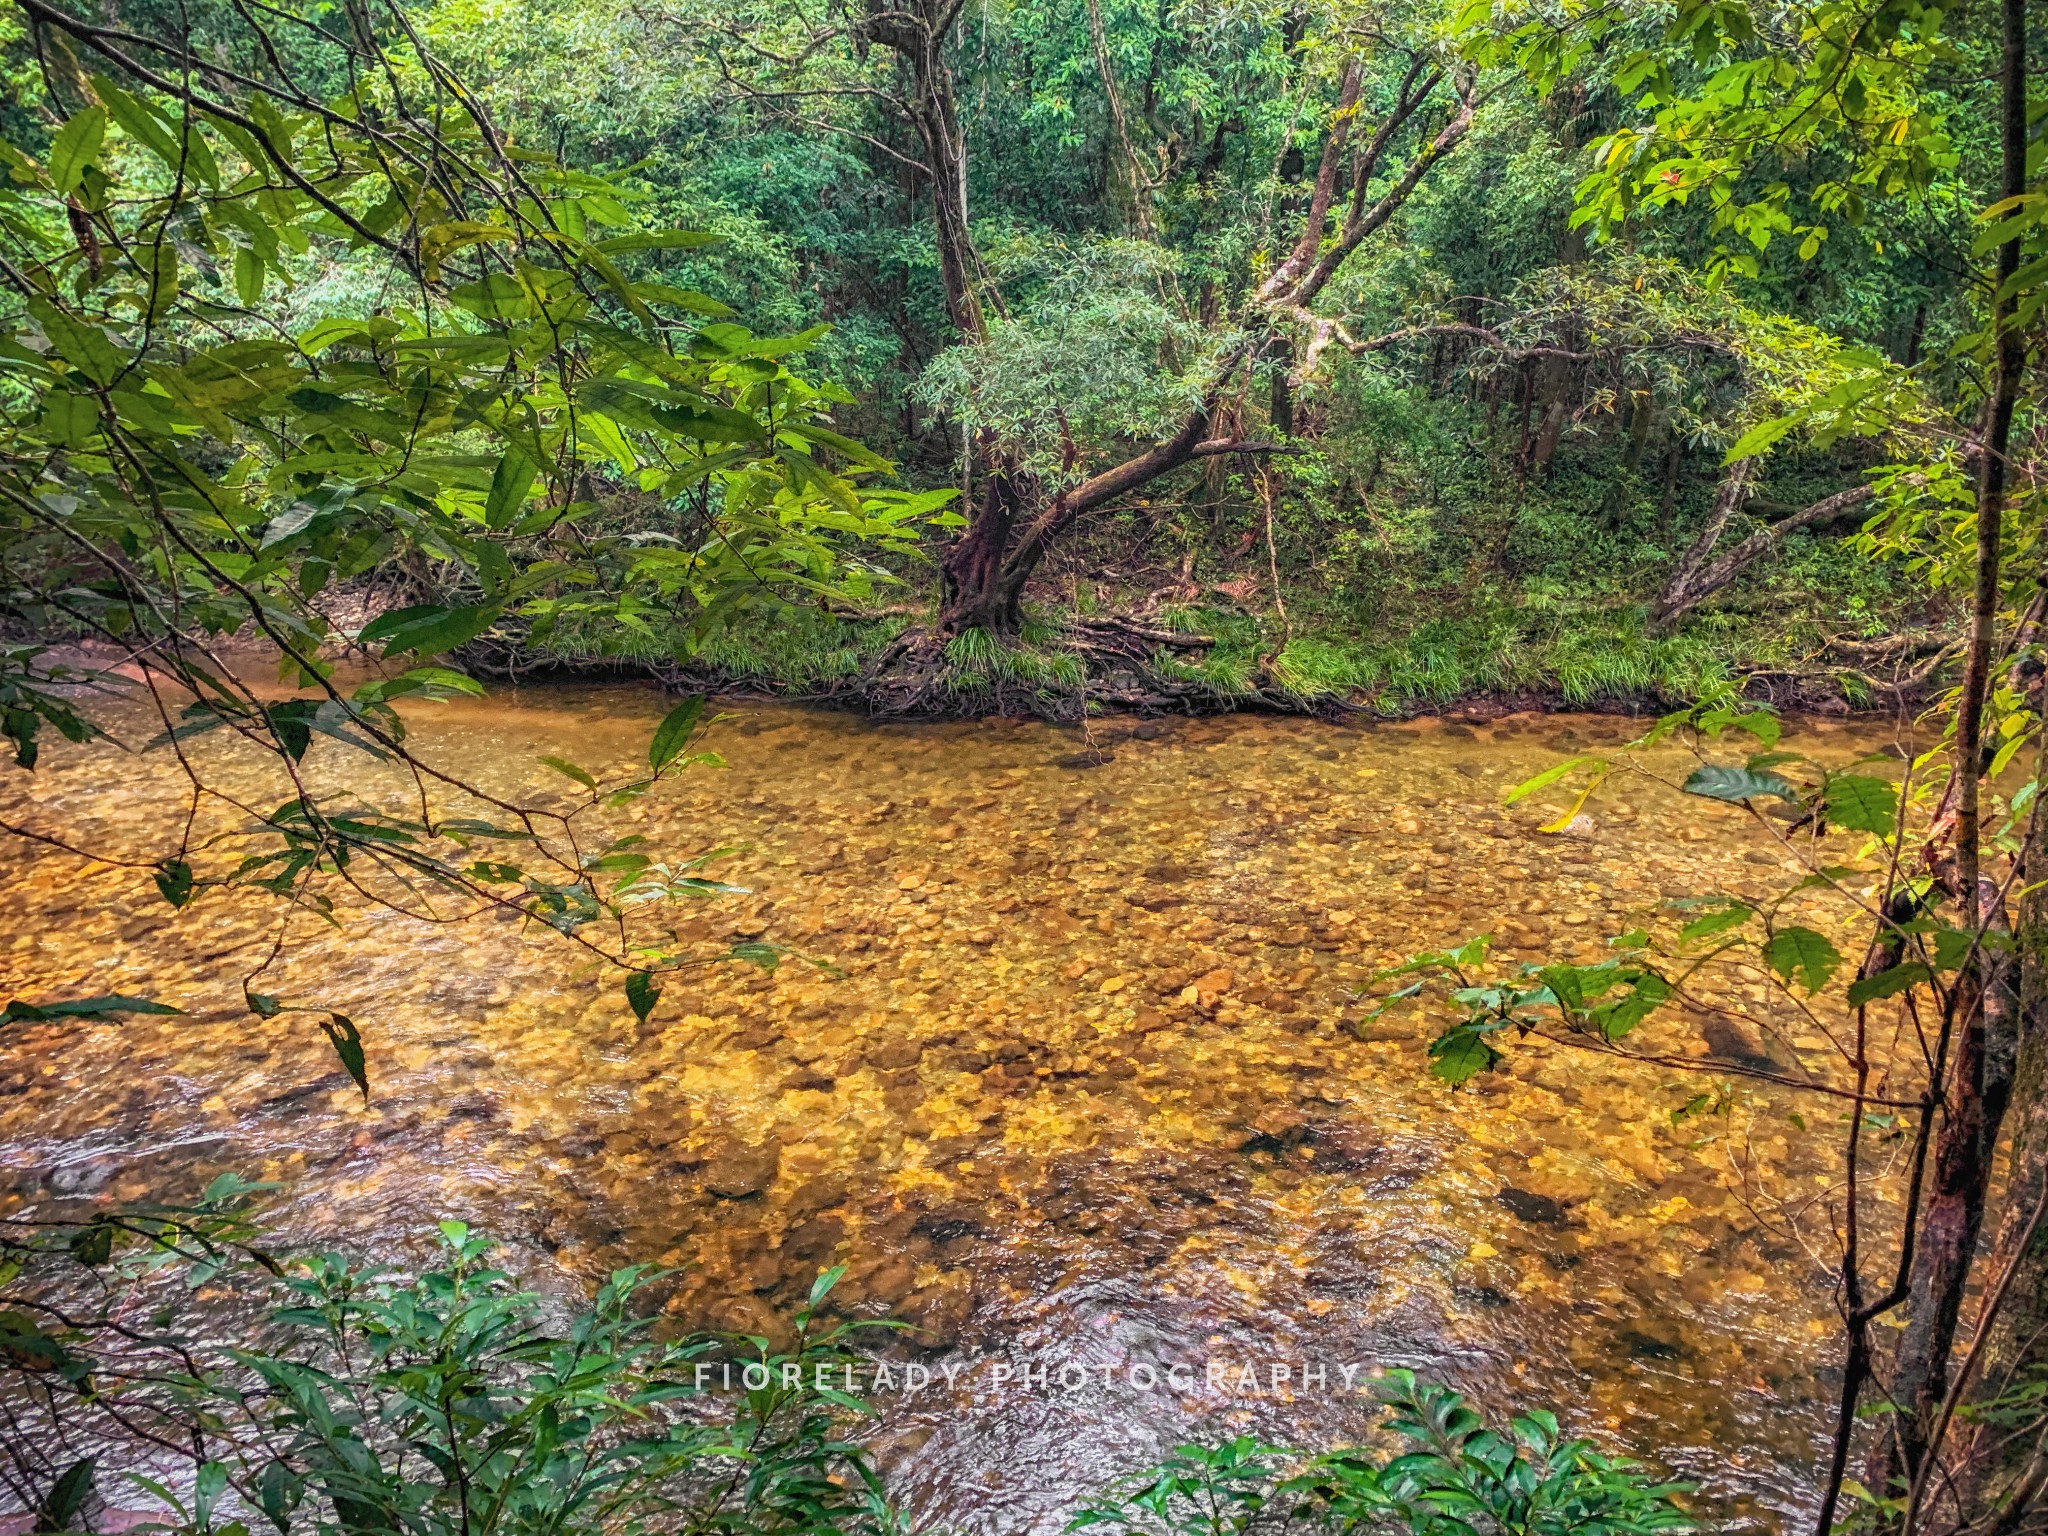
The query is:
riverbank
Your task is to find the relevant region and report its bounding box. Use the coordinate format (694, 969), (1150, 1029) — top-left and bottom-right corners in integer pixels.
(500, 593), (1957, 721)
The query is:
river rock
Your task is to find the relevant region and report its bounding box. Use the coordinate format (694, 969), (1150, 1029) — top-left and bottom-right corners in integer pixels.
(1496, 1185), (1573, 1226)
(843, 1253), (920, 1312)
(863, 1038), (926, 1072)
(1700, 1015), (1776, 1069)
(784, 1172), (852, 1218)
(703, 1142), (781, 1199)
(782, 1214), (846, 1270)
(1310, 1120), (1381, 1171)
(1247, 1103), (1310, 1147)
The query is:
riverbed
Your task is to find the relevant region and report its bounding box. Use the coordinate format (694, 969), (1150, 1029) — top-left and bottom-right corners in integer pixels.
(0, 688), (1901, 1531)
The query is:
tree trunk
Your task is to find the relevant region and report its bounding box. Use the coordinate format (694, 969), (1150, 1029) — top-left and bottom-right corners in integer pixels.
(1651, 483), (1875, 628)
(1898, 0), (2037, 1501)
(1271, 338), (1296, 438)
(1649, 460), (1754, 628)
(856, 26), (1471, 647)
(1884, 925), (2021, 1485)
(937, 456), (1029, 633)
(1655, 440), (1682, 542)
(1528, 355), (1571, 472)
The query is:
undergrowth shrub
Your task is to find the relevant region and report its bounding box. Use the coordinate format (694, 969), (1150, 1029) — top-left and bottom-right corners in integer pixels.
(0, 1194), (1693, 1536)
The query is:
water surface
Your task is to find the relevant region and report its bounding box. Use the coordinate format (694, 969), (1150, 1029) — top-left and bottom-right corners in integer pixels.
(0, 688), (1897, 1531)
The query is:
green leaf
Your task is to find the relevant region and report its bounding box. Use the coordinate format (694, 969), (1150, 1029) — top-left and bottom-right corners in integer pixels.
(730, 941), (781, 972)
(318, 1013), (368, 1098)
(265, 700), (316, 762)
(629, 281), (736, 316)
(1725, 712), (1783, 750)
(1764, 926), (1843, 993)
(1591, 971), (1672, 1040)
(1, 994), (182, 1024)
(1725, 414), (1797, 462)
(36, 1458), (97, 1532)
(141, 241), (180, 321)
(254, 1461), (302, 1533)
(807, 1263), (846, 1307)
(358, 667), (486, 701)
(1823, 774), (1899, 835)
(359, 603), (500, 660)
(1683, 763), (1799, 804)
(484, 448), (540, 530)
(1427, 1026), (1501, 1087)
(46, 108), (106, 196)
(39, 390), (101, 447)
(540, 755), (598, 790)
(0, 1312), (73, 1373)
(234, 246), (263, 306)
(1504, 755), (1598, 805)
(625, 969), (661, 1026)
(649, 696), (705, 772)
(449, 273), (533, 321)
(1677, 899), (1755, 944)
(94, 77), (181, 171)
(67, 1222), (113, 1267)
(1846, 962), (1930, 1008)
(154, 859), (194, 908)
(27, 296), (124, 385)
(594, 229), (725, 253)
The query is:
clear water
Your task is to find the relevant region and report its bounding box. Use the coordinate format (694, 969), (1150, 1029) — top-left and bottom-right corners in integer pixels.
(0, 685), (1897, 1532)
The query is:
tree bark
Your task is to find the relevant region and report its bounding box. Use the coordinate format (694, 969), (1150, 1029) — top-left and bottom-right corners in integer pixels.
(1885, 922), (2021, 1485)
(859, 0), (986, 344)
(1878, 0), (2031, 1475)
(1649, 459), (1754, 628)
(1651, 482), (1875, 628)
(1902, 0), (2037, 1498)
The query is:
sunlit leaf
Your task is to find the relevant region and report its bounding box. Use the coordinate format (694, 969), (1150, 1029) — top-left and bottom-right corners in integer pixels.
(540, 755), (599, 790)
(1823, 774), (1899, 835)
(649, 697), (705, 772)
(46, 108), (106, 196)
(1427, 1026), (1502, 1087)
(1764, 926), (1843, 992)
(1503, 755), (1596, 805)
(1846, 962), (1930, 1007)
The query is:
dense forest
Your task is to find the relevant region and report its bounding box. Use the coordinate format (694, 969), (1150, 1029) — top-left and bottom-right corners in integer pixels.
(0, 0), (2044, 1531)
(386, 0), (2008, 714)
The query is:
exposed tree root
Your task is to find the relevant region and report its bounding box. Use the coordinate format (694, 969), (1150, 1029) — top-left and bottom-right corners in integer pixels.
(459, 608), (1964, 724)
(857, 618), (1251, 721)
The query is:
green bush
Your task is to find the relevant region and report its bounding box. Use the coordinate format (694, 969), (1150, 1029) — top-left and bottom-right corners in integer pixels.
(1, 1204), (1691, 1536)
(1072, 1380), (1693, 1536)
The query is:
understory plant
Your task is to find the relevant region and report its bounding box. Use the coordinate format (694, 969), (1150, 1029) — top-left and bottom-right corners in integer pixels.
(1071, 1378), (1692, 1536)
(0, 1194), (1692, 1536)
(2, 1193), (901, 1536)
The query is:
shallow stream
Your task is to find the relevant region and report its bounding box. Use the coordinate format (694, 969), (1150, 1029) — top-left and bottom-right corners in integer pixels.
(0, 689), (1903, 1531)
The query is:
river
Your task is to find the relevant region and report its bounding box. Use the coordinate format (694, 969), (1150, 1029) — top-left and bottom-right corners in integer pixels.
(0, 685), (1898, 1531)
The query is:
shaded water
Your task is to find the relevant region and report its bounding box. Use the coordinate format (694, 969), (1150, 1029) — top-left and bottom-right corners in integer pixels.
(0, 689), (1895, 1531)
